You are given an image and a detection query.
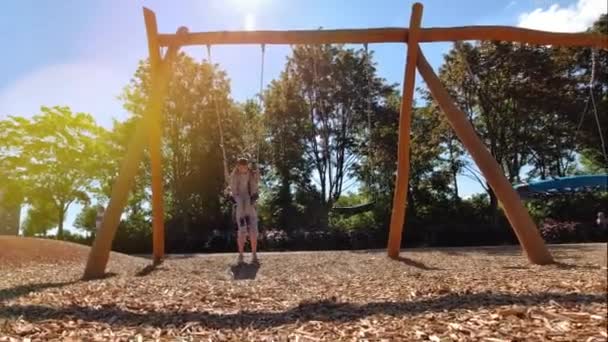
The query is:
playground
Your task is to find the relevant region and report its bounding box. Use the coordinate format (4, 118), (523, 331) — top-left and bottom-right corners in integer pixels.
(1, 237), (606, 340)
(1, 1), (607, 340)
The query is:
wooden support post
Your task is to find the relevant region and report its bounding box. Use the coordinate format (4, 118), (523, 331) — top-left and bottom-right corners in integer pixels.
(416, 49), (553, 265)
(387, 2), (423, 259)
(144, 7), (166, 265)
(83, 115), (155, 279)
(83, 8), (177, 279)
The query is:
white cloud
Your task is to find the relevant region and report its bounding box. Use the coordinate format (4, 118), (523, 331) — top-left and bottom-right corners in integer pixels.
(0, 62), (130, 128)
(517, 0), (606, 32)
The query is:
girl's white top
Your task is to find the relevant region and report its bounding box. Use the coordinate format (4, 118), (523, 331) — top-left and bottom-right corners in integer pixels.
(230, 169), (260, 198)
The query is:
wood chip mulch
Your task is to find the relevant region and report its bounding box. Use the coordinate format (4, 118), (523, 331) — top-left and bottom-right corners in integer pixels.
(0, 237), (606, 341)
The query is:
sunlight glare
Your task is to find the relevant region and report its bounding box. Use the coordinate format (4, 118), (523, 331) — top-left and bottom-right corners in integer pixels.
(232, 0), (263, 11)
(244, 13), (256, 31)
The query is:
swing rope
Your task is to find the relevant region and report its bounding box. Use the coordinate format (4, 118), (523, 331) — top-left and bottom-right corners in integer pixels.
(255, 44), (266, 164)
(588, 48), (608, 165)
(364, 43), (376, 198)
(259, 44), (266, 107)
(206, 45), (230, 187)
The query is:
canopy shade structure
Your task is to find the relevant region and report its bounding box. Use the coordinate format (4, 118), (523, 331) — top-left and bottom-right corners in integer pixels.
(515, 175), (608, 199)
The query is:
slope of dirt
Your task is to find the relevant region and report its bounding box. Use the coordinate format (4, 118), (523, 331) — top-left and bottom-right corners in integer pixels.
(0, 236), (147, 269)
(0, 243), (606, 341)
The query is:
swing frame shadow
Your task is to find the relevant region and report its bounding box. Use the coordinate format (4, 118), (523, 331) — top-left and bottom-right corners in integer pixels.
(83, 2), (607, 279)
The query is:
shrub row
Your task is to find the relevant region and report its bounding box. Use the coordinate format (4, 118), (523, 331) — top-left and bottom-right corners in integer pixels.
(62, 219), (607, 254)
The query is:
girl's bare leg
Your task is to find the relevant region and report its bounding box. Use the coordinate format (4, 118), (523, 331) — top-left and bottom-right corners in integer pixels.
(250, 230), (258, 261)
(237, 217), (247, 262)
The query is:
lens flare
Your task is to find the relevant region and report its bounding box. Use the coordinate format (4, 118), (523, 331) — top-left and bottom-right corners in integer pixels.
(244, 13), (256, 31)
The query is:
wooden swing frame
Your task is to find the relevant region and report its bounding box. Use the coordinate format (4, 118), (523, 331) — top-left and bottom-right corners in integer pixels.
(83, 2), (607, 279)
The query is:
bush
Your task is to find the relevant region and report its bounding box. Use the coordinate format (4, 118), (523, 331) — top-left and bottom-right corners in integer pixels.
(259, 228), (383, 251)
(205, 230), (233, 252)
(348, 229), (379, 250)
(62, 231), (94, 246)
(528, 192), (608, 224)
(538, 218), (607, 243)
(302, 230), (334, 250)
(112, 217), (152, 254)
(261, 229), (290, 251)
(539, 219), (581, 243)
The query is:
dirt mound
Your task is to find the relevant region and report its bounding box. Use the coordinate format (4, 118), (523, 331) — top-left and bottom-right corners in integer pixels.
(0, 236), (141, 267)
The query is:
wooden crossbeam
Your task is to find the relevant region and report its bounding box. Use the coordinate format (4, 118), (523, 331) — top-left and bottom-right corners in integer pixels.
(155, 24), (607, 48)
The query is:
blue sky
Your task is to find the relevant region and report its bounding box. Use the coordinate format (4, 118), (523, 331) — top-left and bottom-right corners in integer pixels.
(0, 0), (605, 234)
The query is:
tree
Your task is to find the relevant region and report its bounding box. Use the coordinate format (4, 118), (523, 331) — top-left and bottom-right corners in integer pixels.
(286, 45), (390, 211)
(408, 104), (452, 218)
(22, 201), (55, 237)
(241, 99), (265, 161)
(0, 106), (107, 239)
(263, 70), (310, 230)
(355, 88), (453, 232)
(99, 117), (150, 220)
(561, 14), (608, 169)
(121, 53), (247, 245)
(73, 205), (99, 237)
(262, 44), (395, 228)
(435, 41), (583, 226)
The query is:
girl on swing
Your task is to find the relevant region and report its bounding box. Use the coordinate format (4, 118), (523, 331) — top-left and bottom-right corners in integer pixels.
(230, 157), (260, 264)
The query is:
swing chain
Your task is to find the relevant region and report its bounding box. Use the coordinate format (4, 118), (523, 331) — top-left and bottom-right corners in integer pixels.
(259, 44), (266, 104)
(205, 44), (231, 186)
(255, 44), (266, 164)
(588, 47), (608, 164)
(590, 47), (596, 87)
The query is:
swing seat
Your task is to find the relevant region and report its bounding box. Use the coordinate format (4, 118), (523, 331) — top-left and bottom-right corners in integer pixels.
(332, 201), (375, 215)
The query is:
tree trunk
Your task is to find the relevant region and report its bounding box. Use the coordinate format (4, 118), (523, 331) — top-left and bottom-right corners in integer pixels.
(451, 163), (460, 202)
(448, 138), (460, 202)
(487, 185), (499, 230)
(57, 207), (65, 240)
(407, 186), (417, 220)
(319, 203), (331, 230)
(278, 174), (292, 231)
(452, 170), (460, 203)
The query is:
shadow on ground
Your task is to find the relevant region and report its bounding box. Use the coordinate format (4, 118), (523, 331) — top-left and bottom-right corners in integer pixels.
(0, 281), (77, 302)
(353, 244), (606, 258)
(0, 272), (122, 302)
(393, 256), (442, 271)
(136, 264), (168, 277)
(1, 291), (603, 329)
(501, 262), (603, 270)
(230, 262), (260, 280)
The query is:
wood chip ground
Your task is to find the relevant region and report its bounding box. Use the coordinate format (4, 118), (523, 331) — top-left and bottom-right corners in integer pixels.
(1, 237), (606, 341)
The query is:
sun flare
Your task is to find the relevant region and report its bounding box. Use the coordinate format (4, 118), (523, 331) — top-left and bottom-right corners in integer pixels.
(244, 13), (256, 31)
(232, 0), (264, 11)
